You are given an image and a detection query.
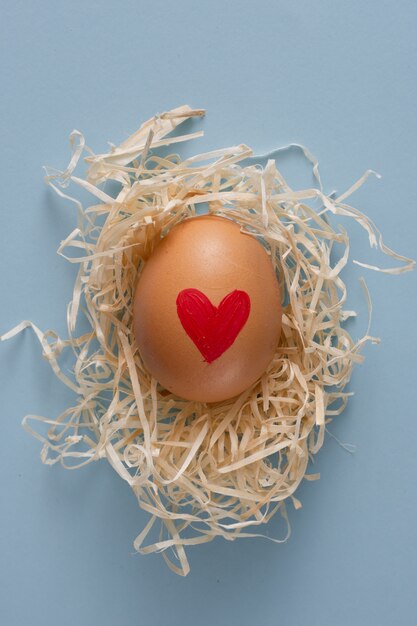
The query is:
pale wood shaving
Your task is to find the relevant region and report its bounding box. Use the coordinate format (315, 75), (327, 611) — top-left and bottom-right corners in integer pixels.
(2, 105), (414, 576)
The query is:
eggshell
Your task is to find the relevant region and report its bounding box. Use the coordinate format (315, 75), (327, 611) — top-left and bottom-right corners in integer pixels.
(133, 215), (282, 402)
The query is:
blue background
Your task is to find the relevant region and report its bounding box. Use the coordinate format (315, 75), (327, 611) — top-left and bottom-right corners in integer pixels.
(1, 1), (416, 625)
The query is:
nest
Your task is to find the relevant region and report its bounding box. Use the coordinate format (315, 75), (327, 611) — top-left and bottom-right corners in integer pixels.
(2, 105), (414, 575)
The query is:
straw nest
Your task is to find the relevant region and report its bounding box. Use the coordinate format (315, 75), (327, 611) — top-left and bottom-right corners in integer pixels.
(2, 105), (414, 575)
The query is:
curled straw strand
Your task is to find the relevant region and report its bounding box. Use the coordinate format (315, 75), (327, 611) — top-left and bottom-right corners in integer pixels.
(2, 105), (414, 575)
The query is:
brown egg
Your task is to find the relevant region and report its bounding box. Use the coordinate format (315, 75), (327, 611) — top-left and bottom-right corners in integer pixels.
(133, 215), (282, 402)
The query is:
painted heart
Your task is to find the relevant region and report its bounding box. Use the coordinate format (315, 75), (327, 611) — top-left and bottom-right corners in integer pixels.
(176, 288), (251, 363)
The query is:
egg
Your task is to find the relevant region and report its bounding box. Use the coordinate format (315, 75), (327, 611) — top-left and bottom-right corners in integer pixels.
(133, 215), (282, 402)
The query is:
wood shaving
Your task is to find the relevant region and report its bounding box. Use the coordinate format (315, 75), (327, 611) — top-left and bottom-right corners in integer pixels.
(2, 105), (414, 575)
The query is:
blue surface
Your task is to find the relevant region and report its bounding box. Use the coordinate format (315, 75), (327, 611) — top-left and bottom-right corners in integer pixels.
(1, 1), (416, 625)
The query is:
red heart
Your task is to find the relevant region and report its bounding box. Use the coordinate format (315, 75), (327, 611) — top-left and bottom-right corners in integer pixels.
(176, 288), (251, 363)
